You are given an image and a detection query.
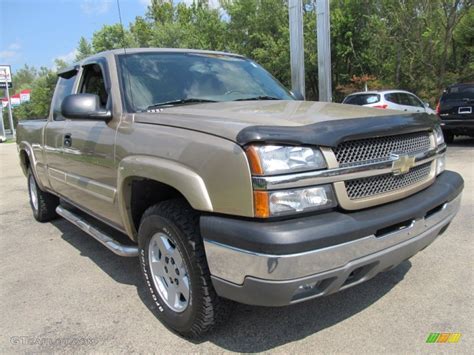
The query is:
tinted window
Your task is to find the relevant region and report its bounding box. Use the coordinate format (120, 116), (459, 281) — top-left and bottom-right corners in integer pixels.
(118, 53), (293, 112)
(385, 93), (400, 104)
(441, 84), (474, 102)
(344, 94), (380, 105)
(406, 94), (424, 107)
(52, 75), (76, 120)
(80, 64), (108, 108)
(396, 93), (410, 106)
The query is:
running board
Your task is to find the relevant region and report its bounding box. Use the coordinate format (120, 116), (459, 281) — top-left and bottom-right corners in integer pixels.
(56, 206), (139, 257)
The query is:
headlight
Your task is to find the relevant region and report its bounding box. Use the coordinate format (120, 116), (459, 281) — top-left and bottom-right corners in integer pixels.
(246, 145), (327, 175)
(434, 125), (445, 146)
(254, 185), (337, 217)
(434, 125), (446, 175)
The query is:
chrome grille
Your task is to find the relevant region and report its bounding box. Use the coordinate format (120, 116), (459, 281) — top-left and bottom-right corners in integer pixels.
(333, 132), (432, 167)
(345, 162), (432, 200)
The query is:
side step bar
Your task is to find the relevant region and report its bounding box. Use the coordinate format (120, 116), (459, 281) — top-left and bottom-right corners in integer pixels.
(56, 206), (139, 257)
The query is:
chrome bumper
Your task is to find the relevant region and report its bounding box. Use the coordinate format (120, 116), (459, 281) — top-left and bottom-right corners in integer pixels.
(204, 194), (461, 287)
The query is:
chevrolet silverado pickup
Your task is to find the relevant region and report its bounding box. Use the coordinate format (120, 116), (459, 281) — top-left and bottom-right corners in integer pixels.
(16, 48), (463, 337)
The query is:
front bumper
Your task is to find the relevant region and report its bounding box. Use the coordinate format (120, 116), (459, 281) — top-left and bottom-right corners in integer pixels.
(201, 171), (463, 306)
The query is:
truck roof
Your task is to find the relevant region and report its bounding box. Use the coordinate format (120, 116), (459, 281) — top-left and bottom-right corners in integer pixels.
(57, 48), (247, 78)
(83, 48), (246, 65)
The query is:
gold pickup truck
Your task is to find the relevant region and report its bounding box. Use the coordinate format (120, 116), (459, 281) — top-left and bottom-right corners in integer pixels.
(17, 48), (463, 338)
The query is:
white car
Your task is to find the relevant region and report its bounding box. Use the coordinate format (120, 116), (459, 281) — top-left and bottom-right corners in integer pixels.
(342, 90), (436, 114)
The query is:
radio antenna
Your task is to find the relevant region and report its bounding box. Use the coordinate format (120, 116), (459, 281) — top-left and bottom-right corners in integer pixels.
(116, 0), (135, 111)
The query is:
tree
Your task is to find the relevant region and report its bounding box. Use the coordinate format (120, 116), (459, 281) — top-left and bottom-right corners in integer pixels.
(92, 24), (133, 52)
(54, 58), (69, 71)
(5, 66), (57, 123)
(75, 37), (94, 61)
(7, 0), (472, 124)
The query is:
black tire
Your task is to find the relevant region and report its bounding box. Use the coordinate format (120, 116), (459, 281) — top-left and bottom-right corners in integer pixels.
(27, 168), (59, 222)
(444, 131), (454, 144)
(137, 199), (228, 338)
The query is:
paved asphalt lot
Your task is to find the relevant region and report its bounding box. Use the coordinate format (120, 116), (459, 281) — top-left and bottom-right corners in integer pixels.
(0, 140), (473, 353)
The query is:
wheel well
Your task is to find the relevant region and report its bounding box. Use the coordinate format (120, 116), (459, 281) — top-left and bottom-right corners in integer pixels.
(19, 150), (30, 173)
(129, 178), (187, 233)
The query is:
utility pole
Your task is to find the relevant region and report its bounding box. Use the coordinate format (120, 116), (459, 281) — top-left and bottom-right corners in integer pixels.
(1, 68), (15, 137)
(288, 0), (305, 99)
(0, 105), (6, 142)
(316, 0), (332, 102)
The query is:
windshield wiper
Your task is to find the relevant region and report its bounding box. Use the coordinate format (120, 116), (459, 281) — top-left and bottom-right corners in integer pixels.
(234, 95), (281, 101)
(146, 98), (217, 109)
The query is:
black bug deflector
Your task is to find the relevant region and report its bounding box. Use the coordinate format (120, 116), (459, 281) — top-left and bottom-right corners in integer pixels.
(236, 112), (440, 147)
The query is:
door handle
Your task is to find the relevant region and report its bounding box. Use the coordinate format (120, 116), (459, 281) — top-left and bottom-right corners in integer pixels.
(64, 133), (72, 147)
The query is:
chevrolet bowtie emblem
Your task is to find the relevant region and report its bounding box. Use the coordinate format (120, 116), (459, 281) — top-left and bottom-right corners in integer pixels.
(391, 154), (416, 175)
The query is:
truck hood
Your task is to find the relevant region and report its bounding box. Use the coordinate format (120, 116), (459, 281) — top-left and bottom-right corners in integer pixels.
(134, 100), (439, 147)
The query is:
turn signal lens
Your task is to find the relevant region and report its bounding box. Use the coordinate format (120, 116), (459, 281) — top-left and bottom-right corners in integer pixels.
(254, 191), (270, 218)
(246, 146), (264, 175)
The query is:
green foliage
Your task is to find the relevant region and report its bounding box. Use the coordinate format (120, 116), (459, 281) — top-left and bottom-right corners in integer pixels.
(7, 0), (473, 125)
(92, 24), (134, 52)
(76, 37), (94, 61)
(3, 66), (57, 126)
(82, 0), (471, 104)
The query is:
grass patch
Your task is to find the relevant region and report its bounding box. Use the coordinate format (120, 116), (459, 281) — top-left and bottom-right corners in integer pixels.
(1, 138), (15, 144)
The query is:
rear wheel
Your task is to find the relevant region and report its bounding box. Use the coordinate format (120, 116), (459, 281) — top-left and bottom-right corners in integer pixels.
(138, 199), (228, 338)
(27, 168), (59, 222)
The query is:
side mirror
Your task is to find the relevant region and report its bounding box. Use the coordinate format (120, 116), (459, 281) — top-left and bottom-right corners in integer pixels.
(424, 102), (430, 108)
(61, 94), (112, 120)
(290, 90), (305, 101)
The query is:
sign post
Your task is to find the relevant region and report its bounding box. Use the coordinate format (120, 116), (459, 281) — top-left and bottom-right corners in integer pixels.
(289, 0), (305, 99)
(0, 65), (15, 137)
(316, 0), (332, 102)
(0, 105), (6, 142)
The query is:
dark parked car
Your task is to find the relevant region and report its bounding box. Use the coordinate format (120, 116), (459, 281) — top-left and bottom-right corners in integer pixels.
(437, 82), (474, 143)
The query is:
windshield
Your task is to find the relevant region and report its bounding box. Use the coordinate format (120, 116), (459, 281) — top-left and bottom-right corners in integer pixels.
(117, 52), (293, 112)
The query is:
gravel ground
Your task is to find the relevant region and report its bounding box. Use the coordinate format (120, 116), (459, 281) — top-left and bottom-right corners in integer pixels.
(0, 139), (472, 354)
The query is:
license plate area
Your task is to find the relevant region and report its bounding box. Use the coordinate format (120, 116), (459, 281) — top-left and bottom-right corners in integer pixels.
(458, 106), (472, 114)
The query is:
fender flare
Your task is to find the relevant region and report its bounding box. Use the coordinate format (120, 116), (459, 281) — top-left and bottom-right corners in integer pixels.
(18, 141), (47, 190)
(117, 155), (213, 239)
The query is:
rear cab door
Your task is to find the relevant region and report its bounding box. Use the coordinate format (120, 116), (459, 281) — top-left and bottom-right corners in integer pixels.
(44, 67), (79, 195)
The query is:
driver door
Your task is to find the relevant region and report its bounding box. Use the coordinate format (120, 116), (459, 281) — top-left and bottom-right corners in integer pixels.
(61, 60), (122, 226)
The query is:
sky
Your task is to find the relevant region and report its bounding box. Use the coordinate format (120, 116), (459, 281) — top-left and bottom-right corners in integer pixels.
(0, 0), (212, 73)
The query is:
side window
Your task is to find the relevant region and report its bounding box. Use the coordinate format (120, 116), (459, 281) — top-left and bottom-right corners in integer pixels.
(398, 93), (412, 106)
(407, 94), (424, 108)
(385, 93), (399, 104)
(52, 75), (76, 120)
(80, 64), (108, 108)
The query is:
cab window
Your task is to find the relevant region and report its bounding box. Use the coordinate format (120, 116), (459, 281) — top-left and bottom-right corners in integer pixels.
(52, 75), (77, 120)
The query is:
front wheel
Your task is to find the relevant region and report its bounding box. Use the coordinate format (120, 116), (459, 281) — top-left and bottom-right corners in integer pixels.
(138, 199), (228, 338)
